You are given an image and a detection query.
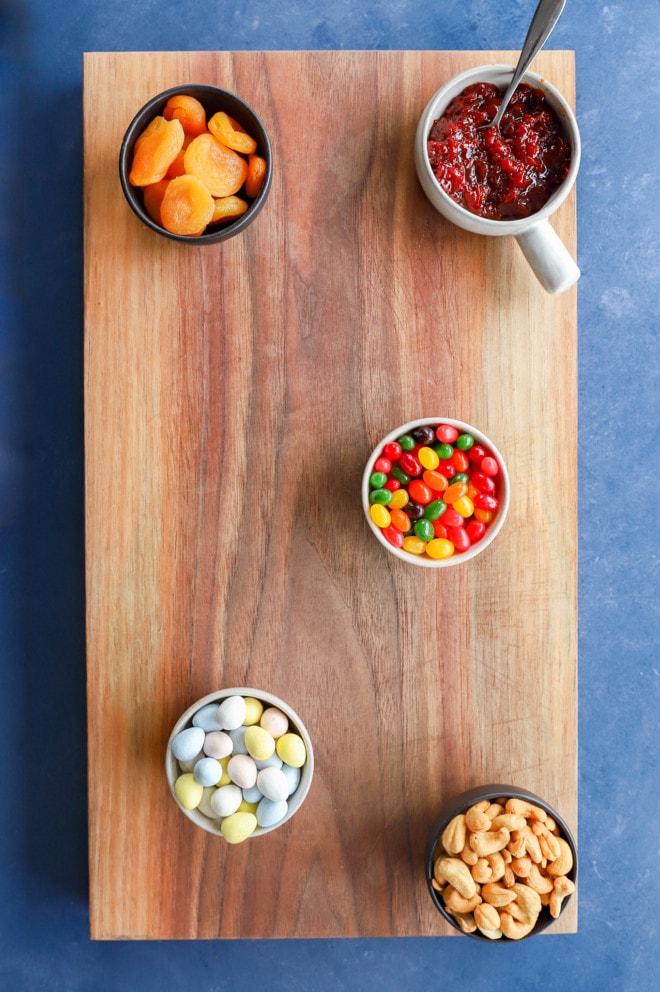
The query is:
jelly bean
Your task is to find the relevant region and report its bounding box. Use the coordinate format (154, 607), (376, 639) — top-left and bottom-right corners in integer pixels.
(194, 756), (223, 786)
(467, 482), (480, 500)
(256, 797), (288, 828)
(401, 535), (424, 554)
(452, 495), (475, 518)
(432, 520), (448, 538)
(437, 459), (456, 478)
(466, 520), (487, 542)
(471, 471), (496, 494)
(434, 442), (454, 460)
(383, 441), (402, 460)
(374, 456), (392, 474)
(192, 703), (223, 732)
(227, 753), (257, 788)
(210, 783), (242, 817)
(390, 508), (412, 532)
(424, 499), (446, 521)
(276, 732), (307, 768)
(412, 425), (436, 445)
(444, 480), (468, 504)
(391, 464), (411, 485)
(423, 469), (448, 491)
(217, 695), (247, 730)
(171, 726), (205, 761)
(451, 449), (469, 472)
(398, 433), (415, 451)
(452, 472), (469, 483)
(389, 488), (409, 509)
(243, 697), (264, 726)
(203, 730), (233, 759)
(399, 452), (422, 476)
(405, 500), (424, 521)
(369, 504), (391, 529)
(435, 424), (459, 443)
(449, 526), (471, 553)
(260, 706), (289, 738)
(481, 456), (499, 477)
(369, 471), (388, 489)
(474, 507), (494, 523)
(442, 507), (464, 528)
(220, 811), (257, 844)
(417, 445), (440, 470)
(469, 444), (487, 463)
(369, 488), (392, 505)
(175, 773), (204, 810)
(473, 493), (499, 511)
(382, 523), (404, 548)
(414, 518), (434, 542)
(245, 725), (276, 761)
(456, 432), (475, 451)
(384, 478), (401, 492)
(408, 479), (432, 504)
(425, 538), (454, 559)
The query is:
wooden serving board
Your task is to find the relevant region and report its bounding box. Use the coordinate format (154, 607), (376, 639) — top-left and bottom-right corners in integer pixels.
(83, 50), (578, 940)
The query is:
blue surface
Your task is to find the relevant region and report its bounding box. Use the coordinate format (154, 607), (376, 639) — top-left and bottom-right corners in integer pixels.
(1, 1), (658, 988)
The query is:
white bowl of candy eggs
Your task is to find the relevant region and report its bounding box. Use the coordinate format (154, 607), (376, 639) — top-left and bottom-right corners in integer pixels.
(362, 417), (510, 568)
(166, 687), (314, 843)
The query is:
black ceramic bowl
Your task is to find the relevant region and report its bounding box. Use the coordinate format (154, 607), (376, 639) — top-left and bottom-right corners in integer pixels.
(425, 784), (577, 941)
(119, 84), (272, 244)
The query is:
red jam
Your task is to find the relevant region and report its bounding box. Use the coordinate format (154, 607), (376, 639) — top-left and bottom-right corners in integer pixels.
(427, 82), (571, 220)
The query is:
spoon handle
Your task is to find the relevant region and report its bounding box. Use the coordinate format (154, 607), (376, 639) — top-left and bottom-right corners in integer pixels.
(493, 0), (567, 128)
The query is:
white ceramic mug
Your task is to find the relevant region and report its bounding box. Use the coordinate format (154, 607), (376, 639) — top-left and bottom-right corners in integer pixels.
(415, 65), (581, 295)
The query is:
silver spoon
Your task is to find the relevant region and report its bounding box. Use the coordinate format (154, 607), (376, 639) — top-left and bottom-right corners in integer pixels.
(490, 0), (567, 130)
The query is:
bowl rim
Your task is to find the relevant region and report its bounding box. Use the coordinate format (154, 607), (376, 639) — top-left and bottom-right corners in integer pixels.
(119, 83), (273, 244)
(361, 417), (510, 568)
(165, 686), (314, 838)
(414, 64), (582, 236)
(424, 783), (578, 941)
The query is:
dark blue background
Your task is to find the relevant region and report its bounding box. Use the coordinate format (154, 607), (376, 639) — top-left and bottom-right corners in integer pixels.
(1, 1), (658, 988)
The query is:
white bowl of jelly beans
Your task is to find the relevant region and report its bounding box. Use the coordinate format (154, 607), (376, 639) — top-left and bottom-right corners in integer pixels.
(362, 418), (509, 567)
(166, 688), (314, 844)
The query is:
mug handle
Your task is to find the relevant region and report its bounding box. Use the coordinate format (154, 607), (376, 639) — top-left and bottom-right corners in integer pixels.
(515, 219), (580, 295)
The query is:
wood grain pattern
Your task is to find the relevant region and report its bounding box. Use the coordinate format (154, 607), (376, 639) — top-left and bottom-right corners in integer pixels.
(83, 50), (578, 940)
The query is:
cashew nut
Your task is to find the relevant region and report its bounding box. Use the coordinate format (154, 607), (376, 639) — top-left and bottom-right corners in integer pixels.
(510, 856), (533, 878)
(474, 902), (501, 933)
(505, 798), (547, 822)
(485, 851), (506, 882)
(471, 858), (493, 884)
(546, 836), (574, 877)
(499, 911), (535, 940)
(441, 814), (467, 855)
(491, 813), (527, 832)
(511, 882), (542, 924)
(469, 827), (510, 857)
(481, 882), (517, 907)
(447, 909), (477, 934)
(465, 805), (492, 832)
(443, 884), (482, 915)
(549, 875), (575, 918)
(526, 863), (554, 895)
(434, 857), (477, 898)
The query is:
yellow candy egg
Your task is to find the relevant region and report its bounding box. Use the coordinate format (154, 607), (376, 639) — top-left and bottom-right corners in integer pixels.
(276, 732), (306, 768)
(174, 772), (204, 810)
(245, 725), (276, 761)
(243, 696), (264, 725)
(237, 799), (259, 814)
(220, 811), (258, 844)
(218, 755), (232, 786)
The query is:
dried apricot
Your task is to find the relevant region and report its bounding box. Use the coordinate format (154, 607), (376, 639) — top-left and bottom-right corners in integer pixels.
(208, 111), (257, 155)
(210, 195), (249, 224)
(163, 94), (208, 137)
(142, 179), (170, 224)
(245, 154), (267, 199)
(160, 174), (215, 236)
(129, 117), (184, 186)
(183, 133), (249, 198)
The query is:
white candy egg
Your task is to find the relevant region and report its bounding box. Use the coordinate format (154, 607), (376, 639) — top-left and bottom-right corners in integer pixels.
(256, 766), (289, 802)
(217, 695), (247, 730)
(211, 784), (243, 818)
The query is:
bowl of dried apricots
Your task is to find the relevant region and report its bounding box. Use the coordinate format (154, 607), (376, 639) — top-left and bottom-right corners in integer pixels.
(119, 84), (272, 243)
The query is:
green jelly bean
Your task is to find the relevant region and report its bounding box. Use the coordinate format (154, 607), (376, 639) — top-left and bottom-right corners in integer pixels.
(369, 488), (392, 505)
(434, 442), (454, 460)
(391, 464), (411, 485)
(456, 432), (475, 451)
(414, 518), (435, 542)
(397, 434), (415, 452)
(369, 471), (388, 489)
(424, 499), (446, 521)
(453, 472), (470, 483)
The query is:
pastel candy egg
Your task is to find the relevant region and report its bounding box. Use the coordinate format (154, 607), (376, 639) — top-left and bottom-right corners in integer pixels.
(242, 784), (263, 804)
(276, 732), (306, 768)
(192, 702), (223, 732)
(203, 731), (233, 759)
(281, 762), (301, 796)
(238, 798), (259, 814)
(256, 797), (288, 828)
(243, 696), (264, 725)
(220, 811), (257, 844)
(193, 756), (223, 787)
(254, 753), (283, 770)
(171, 726), (205, 762)
(210, 783), (242, 818)
(217, 694), (247, 731)
(174, 772), (204, 810)
(217, 756), (232, 786)
(256, 766), (289, 802)
(177, 752), (203, 772)
(228, 726), (249, 755)
(260, 706), (289, 738)
(228, 753), (257, 789)
(245, 725), (276, 761)
(197, 787), (219, 819)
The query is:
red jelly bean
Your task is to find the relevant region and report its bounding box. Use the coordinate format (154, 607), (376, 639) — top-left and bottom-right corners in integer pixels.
(473, 493), (499, 511)
(382, 524), (404, 548)
(481, 455), (499, 476)
(451, 449), (469, 472)
(436, 424), (459, 443)
(449, 526), (471, 553)
(466, 520), (486, 543)
(383, 442), (402, 460)
(374, 456), (392, 474)
(469, 444), (488, 463)
(385, 479), (401, 492)
(399, 452), (422, 476)
(433, 520), (448, 538)
(437, 459), (456, 479)
(442, 507), (464, 528)
(470, 471), (496, 494)
(408, 479), (432, 505)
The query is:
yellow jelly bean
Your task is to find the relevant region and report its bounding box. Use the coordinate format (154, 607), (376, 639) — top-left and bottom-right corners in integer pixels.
(402, 535), (425, 555)
(389, 488), (409, 509)
(276, 732), (306, 768)
(369, 503), (391, 528)
(174, 772), (204, 810)
(245, 725), (276, 761)
(474, 507), (494, 523)
(452, 495), (474, 518)
(220, 811), (258, 844)
(417, 445), (440, 470)
(425, 538), (454, 559)
(243, 696), (264, 725)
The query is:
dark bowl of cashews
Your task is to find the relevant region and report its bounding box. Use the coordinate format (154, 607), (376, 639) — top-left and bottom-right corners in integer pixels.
(425, 784), (577, 941)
